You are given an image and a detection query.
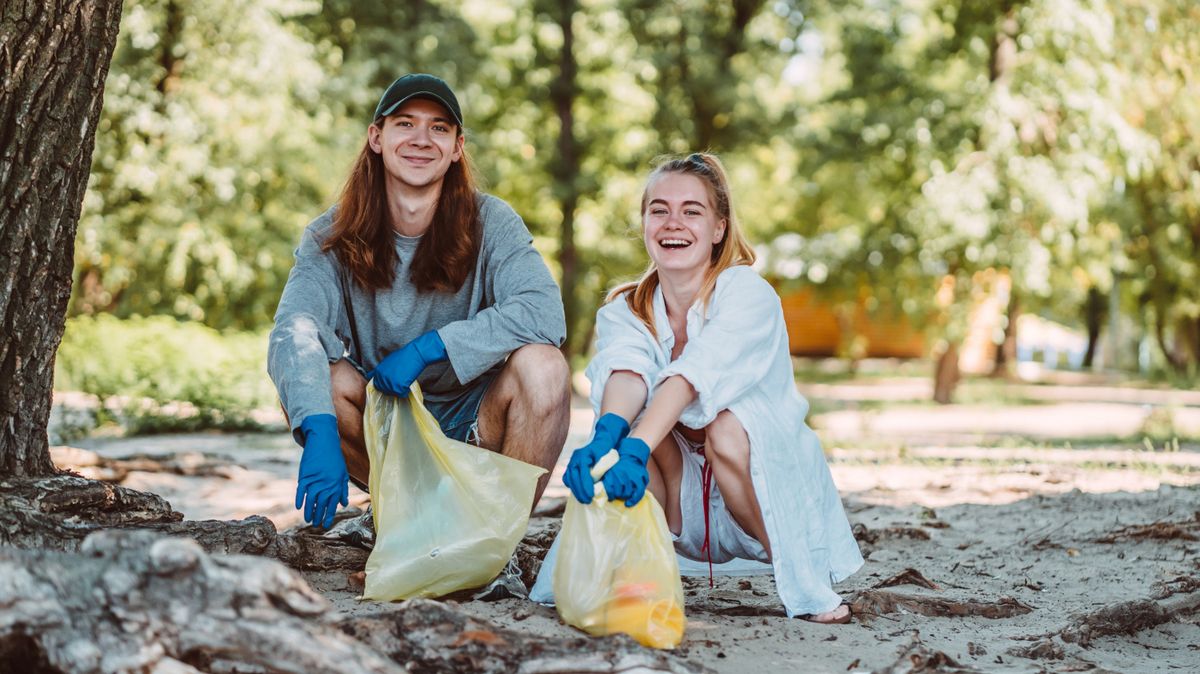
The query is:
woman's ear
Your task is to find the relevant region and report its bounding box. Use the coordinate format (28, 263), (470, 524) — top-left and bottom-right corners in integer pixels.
(714, 219), (727, 245)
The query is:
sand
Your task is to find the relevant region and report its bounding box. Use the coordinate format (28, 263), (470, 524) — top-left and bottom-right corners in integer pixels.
(57, 387), (1200, 673)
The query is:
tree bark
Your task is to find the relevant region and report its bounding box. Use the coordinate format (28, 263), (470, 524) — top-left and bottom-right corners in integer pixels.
(0, 528), (711, 674)
(990, 292), (1018, 378)
(933, 342), (960, 405)
(1081, 286), (1106, 368)
(0, 0), (124, 477)
(550, 0), (582, 359)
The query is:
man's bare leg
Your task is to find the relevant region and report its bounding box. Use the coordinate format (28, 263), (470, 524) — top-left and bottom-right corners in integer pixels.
(474, 344), (571, 507)
(329, 359), (370, 487)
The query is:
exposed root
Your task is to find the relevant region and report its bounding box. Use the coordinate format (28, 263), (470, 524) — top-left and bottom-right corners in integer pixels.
(874, 568), (942, 591)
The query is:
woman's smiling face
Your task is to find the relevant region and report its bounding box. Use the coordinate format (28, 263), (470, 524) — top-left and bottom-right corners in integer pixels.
(642, 172), (727, 274)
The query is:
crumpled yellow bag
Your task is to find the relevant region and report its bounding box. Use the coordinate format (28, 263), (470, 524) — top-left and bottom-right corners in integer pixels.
(362, 382), (546, 600)
(553, 451), (686, 649)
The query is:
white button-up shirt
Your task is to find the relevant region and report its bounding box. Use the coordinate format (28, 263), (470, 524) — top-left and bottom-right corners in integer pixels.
(584, 265), (863, 616)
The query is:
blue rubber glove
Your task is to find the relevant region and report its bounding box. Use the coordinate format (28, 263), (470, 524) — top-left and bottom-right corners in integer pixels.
(601, 436), (651, 507)
(368, 330), (448, 398)
(563, 413), (630, 504)
(295, 414), (349, 529)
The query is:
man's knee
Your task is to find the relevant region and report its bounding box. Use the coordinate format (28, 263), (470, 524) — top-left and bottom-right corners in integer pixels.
(508, 344), (570, 412)
(330, 359), (366, 409)
(705, 410), (748, 461)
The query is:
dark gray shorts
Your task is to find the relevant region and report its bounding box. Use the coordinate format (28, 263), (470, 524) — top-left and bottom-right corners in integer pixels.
(347, 357), (494, 445)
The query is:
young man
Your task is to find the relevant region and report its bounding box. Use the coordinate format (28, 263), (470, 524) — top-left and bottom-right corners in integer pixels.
(267, 74), (570, 538)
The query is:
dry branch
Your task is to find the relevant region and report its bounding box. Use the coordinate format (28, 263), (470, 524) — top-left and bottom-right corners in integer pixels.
(874, 568), (942, 591)
(850, 590), (1033, 621)
(1093, 513), (1200, 544)
(874, 635), (981, 674)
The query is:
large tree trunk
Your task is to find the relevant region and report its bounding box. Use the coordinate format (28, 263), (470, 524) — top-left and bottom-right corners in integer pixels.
(933, 342), (960, 405)
(0, 0), (124, 477)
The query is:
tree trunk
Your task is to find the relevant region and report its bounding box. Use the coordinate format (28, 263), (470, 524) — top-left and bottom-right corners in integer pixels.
(1082, 286), (1106, 368)
(990, 292), (1019, 378)
(933, 342), (960, 405)
(551, 0), (582, 360)
(0, 0), (124, 478)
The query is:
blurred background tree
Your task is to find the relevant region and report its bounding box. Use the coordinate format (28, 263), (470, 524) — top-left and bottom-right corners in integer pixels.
(64, 0), (1200, 416)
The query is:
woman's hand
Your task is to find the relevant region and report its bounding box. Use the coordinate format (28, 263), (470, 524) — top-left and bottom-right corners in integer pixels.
(562, 412), (630, 504)
(601, 436), (651, 507)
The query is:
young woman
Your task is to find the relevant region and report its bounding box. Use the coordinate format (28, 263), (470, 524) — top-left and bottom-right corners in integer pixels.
(561, 153), (863, 623)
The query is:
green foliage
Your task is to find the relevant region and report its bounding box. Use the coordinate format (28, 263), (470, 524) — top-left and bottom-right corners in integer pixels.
(55, 316), (275, 434)
(73, 0), (1200, 380)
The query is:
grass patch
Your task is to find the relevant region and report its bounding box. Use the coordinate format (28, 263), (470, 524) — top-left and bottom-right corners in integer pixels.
(55, 315), (277, 436)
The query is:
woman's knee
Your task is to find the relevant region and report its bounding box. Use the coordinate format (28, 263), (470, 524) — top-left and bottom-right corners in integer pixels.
(705, 410), (749, 462)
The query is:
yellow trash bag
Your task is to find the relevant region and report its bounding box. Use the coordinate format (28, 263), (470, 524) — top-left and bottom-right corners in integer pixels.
(553, 451), (686, 649)
(362, 382), (546, 600)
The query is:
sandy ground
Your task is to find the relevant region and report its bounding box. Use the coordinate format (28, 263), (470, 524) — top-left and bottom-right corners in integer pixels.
(55, 383), (1200, 674)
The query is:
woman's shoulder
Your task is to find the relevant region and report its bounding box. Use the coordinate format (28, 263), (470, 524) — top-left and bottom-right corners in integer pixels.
(713, 265), (777, 303)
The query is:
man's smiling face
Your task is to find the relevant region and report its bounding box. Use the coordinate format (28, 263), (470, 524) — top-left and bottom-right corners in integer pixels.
(368, 98), (463, 191)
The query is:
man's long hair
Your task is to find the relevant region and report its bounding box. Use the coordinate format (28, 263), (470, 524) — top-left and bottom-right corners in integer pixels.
(321, 124), (480, 293)
(606, 152), (756, 337)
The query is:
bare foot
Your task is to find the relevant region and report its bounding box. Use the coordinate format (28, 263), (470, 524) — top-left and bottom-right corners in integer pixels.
(804, 603), (851, 624)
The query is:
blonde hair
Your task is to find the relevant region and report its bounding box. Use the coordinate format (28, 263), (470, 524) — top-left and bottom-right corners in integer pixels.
(607, 152), (756, 337)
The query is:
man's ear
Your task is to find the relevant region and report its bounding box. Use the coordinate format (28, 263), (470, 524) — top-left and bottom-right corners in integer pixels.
(451, 133), (464, 163)
(367, 123), (383, 154)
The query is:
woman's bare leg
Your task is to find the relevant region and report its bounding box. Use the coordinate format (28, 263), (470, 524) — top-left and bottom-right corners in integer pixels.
(646, 432), (684, 535)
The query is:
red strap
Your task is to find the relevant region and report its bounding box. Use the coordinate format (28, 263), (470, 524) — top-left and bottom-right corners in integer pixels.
(697, 447), (715, 588)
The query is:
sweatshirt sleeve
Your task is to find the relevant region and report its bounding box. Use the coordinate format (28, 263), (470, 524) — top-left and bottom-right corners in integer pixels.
(584, 297), (660, 414)
(267, 219), (348, 442)
(655, 267), (786, 429)
(437, 198), (566, 384)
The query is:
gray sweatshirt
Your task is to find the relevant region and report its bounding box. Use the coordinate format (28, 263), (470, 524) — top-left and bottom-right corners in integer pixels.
(267, 193), (566, 439)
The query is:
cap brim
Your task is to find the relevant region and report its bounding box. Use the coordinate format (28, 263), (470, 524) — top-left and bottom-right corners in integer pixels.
(378, 92), (463, 127)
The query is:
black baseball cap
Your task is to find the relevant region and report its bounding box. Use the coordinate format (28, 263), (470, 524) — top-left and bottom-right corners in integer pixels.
(373, 73), (464, 128)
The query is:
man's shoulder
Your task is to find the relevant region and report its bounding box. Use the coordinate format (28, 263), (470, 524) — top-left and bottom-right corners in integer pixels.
(476, 192), (520, 226)
(303, 206), (338, 242)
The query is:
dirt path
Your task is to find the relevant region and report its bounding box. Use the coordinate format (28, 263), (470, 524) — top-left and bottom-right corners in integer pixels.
(55, 393), (1200, 673)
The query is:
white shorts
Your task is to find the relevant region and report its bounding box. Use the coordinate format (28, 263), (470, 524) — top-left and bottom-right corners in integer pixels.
(669, 429), (770, 565)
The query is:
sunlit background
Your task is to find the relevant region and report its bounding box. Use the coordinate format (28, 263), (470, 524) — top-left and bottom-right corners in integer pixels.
(53, 0), (1199, 460)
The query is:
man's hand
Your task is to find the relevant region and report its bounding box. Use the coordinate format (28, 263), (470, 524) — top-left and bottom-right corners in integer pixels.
(563, 413), (630, 504)
(368, 330), (448, 397)
(295, 414), (349, 529)
(601, 436), (651, 507)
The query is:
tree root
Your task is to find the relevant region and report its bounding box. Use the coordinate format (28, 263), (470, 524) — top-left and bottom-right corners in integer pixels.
(0, 529), (400, 674)
(0, 475), (368, 572)
(338, 601), (712, 673)
(850, 590), (1033, 621)
(51, 446), (244, 482)
(1093, 513), (1200, 544)
(0, 529), (709, 674)
(873, 568), (942, 591)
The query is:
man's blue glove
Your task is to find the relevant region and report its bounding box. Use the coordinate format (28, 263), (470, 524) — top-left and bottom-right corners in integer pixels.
(601, 436), (651, 507)
(295, 414), (349, 529)
(368, 330), (448, 398)
(563, 413), (630, 504)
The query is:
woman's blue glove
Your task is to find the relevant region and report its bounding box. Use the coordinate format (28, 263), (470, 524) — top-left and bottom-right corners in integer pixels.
(295, 414), (349, 529)
(368, 330), (448, 398)
(601, 436), (651, 507)
(563, 413), (630, 504)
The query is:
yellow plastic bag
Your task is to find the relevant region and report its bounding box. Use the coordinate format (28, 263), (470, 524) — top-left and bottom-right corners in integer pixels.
(553, 451), (686, 649)
(362, 382), (546, 600)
